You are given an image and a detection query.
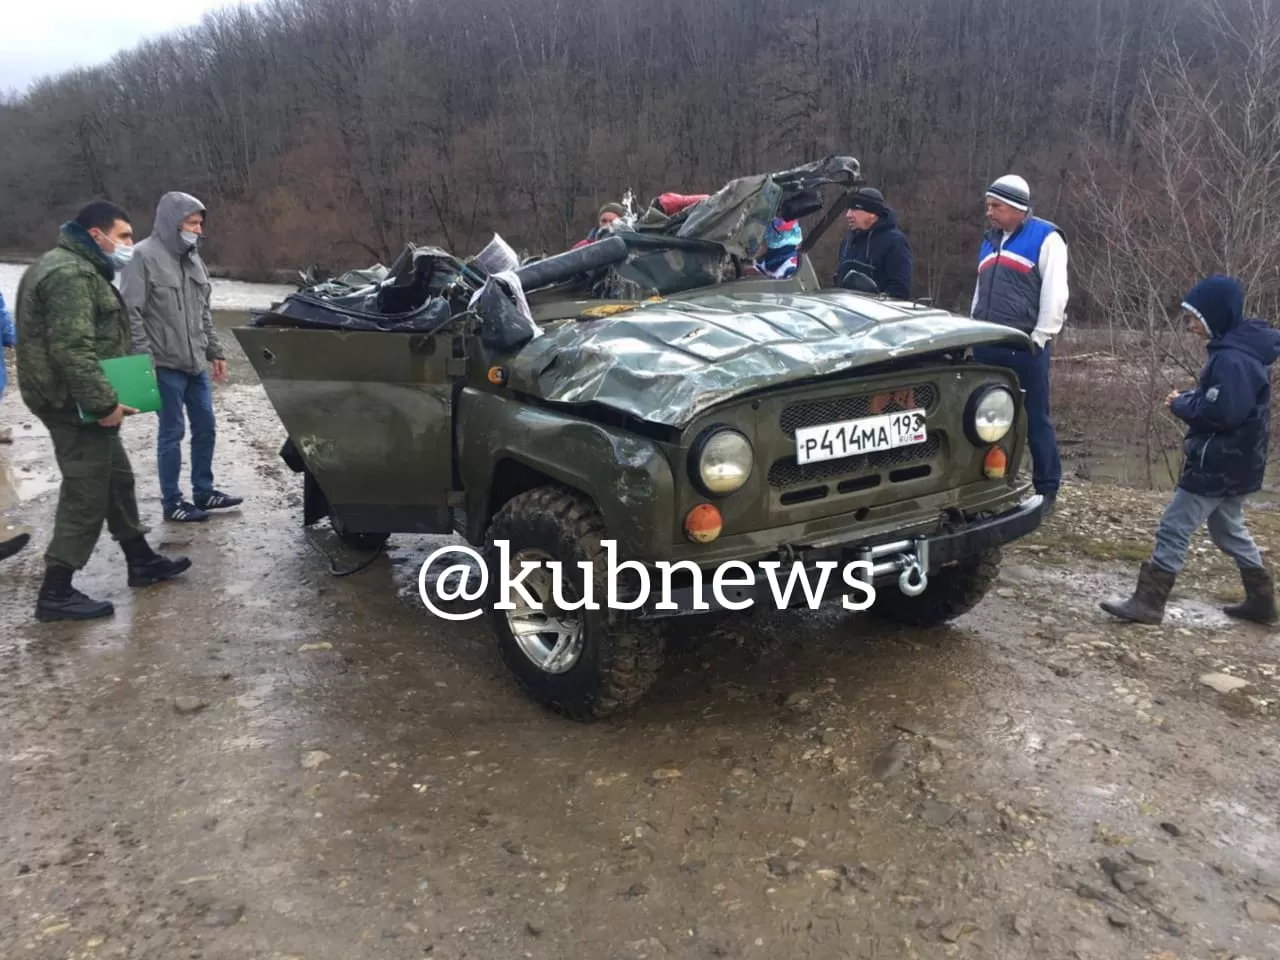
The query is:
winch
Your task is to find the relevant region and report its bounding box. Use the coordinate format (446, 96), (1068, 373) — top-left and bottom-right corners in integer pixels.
(852, 536), (931, 597)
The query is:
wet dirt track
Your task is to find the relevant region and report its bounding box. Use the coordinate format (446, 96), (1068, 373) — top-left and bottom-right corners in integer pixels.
(2, 337), (1280, 960)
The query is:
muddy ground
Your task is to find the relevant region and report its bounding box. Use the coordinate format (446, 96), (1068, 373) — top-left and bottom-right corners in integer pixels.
(2, 331), (1280, 960)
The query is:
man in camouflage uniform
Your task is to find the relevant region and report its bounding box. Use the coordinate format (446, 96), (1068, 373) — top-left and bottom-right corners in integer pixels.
(15, 200), (191, 621)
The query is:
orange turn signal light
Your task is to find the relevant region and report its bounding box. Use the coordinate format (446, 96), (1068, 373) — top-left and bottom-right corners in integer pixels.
(984, 446), (1008, 479)
(487, 365), (507, 385)
(684, 503), (723, 543)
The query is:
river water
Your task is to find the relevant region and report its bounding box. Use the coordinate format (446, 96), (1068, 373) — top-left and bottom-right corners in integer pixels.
(0, 261), (1186, 491)
(0, 260), (295, 314)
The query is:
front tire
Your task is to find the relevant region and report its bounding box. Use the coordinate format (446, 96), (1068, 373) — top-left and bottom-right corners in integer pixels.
(483, 486), (665, 721)
(868, 548), (1002, 627)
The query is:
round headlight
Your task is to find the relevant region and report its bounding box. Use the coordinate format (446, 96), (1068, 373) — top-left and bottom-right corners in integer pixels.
(695, 429), (754, 496)
(970, 386), (1016, 444)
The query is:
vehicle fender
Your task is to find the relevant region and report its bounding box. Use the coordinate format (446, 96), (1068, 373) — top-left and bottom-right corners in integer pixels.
(456, 388), (675, 559)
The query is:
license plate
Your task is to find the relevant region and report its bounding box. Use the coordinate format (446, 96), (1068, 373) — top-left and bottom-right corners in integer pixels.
(795, 409), (928, 465)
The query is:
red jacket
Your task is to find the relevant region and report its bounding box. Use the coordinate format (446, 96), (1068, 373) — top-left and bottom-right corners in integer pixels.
(655, 192), (708, 216)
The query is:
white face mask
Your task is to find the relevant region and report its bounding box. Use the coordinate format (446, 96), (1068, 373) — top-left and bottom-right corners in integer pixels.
(107, 240), (134, 268)
(90, 227), (133, 268)
(181, 230), (200, 248)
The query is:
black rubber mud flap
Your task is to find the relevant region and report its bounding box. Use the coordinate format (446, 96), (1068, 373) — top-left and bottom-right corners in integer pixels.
(280, 438), (305, 473)
(278, 439), (330, 528)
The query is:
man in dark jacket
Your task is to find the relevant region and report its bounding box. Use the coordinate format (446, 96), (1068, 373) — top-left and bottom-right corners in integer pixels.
(1102, 275), (1280, 626)
(15, 200), (191, 621)
(833, 187), (913, 300)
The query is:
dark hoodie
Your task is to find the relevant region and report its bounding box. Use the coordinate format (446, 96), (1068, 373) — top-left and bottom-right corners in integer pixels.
(834, 208), (913, 300)
(1171, 274), (1280, 498)
(119, 191), (224, 376)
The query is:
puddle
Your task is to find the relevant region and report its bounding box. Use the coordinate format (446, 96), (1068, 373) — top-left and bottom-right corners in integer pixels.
(5, 465), (58, 503)
(0, 414), (56, 505)
(0, 468), (19, 512)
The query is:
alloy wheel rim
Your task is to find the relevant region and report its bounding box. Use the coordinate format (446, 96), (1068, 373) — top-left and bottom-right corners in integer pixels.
(503, 548), (585, 674)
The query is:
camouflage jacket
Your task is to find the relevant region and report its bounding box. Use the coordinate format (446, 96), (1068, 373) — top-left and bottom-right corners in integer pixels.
(15, 223), (131, 423)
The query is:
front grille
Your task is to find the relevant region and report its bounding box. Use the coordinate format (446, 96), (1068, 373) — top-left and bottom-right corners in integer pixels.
(779, 383), (937, 437)
(767, 434), (941, 489)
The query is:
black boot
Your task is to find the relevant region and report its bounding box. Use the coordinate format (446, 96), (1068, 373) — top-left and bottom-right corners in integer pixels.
(34, 564), (114, 622)
(1100, 561), (1177, 625)
(121, 536), (192, 588)
(0, 532), (30, 562)
(1223, 564), (1279, 625)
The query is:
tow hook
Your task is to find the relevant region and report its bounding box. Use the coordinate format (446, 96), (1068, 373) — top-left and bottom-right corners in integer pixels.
(898, 556), (928, 596)
(855, 536), (931, 597)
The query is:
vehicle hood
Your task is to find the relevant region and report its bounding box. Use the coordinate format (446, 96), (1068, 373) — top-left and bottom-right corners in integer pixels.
(506, 290), (1029, 428)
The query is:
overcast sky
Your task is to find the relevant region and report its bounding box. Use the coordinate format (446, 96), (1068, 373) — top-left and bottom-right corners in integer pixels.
(0, 0), (261, 96)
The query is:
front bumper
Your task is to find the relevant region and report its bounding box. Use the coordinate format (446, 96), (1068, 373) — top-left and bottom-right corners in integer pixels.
(631, 493), (1045, 619)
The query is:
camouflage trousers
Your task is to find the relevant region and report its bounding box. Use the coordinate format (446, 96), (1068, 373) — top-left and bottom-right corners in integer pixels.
(41, 419), (148, 571)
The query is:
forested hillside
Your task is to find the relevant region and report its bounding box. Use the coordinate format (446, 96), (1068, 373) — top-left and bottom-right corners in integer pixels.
(1, 0), (1278, 326)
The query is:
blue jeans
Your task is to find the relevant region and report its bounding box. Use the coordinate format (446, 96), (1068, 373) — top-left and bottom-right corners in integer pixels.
(155, 367), (216, 508)
(1152, 487), (1263, 574)
(972, 340), (1062, 498)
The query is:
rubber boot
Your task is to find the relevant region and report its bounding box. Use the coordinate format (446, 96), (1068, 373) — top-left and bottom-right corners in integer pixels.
(1223, 564), (1279, 625)
(34, 564), (114, 622)
(1099, 561), (1177, 625)
(121, 536), (192, 588)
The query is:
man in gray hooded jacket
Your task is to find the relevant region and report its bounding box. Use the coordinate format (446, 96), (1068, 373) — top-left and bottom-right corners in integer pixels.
(120, 192), (242, 522)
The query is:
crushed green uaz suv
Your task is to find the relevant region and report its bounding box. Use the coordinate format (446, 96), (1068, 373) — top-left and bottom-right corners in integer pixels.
(235, 156), (1046, 721)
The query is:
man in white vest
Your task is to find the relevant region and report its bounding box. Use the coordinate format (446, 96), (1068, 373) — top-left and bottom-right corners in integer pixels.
(969, 174), (1069, 513)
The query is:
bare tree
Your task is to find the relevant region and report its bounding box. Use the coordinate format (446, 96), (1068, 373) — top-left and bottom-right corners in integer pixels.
(1075, 0), (1280, 485)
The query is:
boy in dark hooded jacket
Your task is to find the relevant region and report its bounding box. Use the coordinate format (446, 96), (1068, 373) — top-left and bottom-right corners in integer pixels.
(1102, 275), (1280, 626)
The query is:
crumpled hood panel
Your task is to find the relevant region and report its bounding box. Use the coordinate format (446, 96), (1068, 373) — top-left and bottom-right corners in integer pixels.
(506, 290), (1030, 428)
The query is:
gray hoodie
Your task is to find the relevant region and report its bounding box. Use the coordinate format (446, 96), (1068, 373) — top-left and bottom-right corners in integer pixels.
(120, 191), (224, 376)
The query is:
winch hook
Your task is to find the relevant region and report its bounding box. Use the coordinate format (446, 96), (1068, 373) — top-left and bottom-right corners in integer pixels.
(898, 557), (928, 597)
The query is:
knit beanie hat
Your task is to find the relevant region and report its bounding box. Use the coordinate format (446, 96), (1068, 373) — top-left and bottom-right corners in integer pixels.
(985, 175), (1030, 212)
(847, 187), (890, 218)
(598, 202), (626, 220)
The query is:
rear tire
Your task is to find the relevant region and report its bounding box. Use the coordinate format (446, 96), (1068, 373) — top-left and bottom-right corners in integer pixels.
(868, 548), (1002, 627)
(483, 486), (665, 721)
